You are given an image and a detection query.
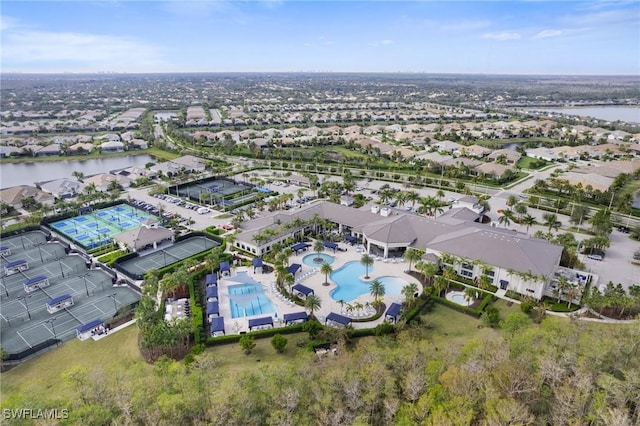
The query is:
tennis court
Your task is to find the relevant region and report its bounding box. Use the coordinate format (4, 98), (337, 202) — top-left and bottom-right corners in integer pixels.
(0, 231), (140, 361)
(116, 235), (221, 279)
(171, 178), (256, 206)
(49, 204), (154, 249)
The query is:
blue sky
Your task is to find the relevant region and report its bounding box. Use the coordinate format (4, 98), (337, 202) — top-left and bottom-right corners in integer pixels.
(1, 1), (639, 75)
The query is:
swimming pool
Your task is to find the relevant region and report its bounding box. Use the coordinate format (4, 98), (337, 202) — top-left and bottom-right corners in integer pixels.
(228, 283), (275, 318)
(302, 253), (335, 267)
(446, 291), (470, 306)
(329, 261), (410, 302)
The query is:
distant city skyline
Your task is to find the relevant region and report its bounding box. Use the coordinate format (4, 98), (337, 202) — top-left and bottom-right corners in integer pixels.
(1, 1), (639, 75)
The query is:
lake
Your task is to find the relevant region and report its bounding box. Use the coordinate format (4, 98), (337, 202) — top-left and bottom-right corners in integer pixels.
(1, 155), (155, 189)
(530, 106), (640, 124)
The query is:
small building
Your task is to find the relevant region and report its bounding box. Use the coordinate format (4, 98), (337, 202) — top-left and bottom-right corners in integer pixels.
(76, 318), (105, 340)
(0, 246), (11, 256)
(112, 222), (174, 252)
(4, 259), (28, 276)
(385, 302), (402, 323)
(46, 294), (74, 313)
(23, 275), (49, 293)
(210, 316), (225, 336)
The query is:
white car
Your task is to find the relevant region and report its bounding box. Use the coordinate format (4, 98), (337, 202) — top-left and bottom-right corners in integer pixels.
(587, 254), (603, 261)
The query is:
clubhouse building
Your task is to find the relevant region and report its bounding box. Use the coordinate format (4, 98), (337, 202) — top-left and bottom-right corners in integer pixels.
(233, 201), (565, 300)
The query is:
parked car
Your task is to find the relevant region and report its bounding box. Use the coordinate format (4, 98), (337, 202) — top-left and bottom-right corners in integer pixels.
(587, 254), (603, 261)
(222, 224), (234, 231)
(618, 226), (630, 233)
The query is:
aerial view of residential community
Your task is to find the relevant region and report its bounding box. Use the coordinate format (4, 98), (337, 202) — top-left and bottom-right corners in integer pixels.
(0, 1), (639, 424)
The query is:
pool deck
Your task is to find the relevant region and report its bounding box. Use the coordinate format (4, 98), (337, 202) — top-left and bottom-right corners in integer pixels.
(217, 247), (423, 332)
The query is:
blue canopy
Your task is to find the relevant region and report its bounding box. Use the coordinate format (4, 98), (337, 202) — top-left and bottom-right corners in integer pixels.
(206, 301), (219, 316)
(385, 302), (402, 319)
(248, 316), (273, 330)
(6, 259), (27, 268)
(291, 242), (309, 252)
(77, 318), (103, 334)
(206, 286), (218, 299)
(219, 261), (230, 272)
(292, 283), (314, 296)
(24, 275), (48, 286)
(283, 311), (308, 325)
(326, 312), (351, 326)
(47, 294), (72, 306)
(0, 246), (9, 251)
(210, 316), (225, 334)
(205, 274), (218, 285)
(323, 241), (338, 250)
(344, 235), (357, 243)
(288, 263), (301, 275)
(252, 258), (263, 267)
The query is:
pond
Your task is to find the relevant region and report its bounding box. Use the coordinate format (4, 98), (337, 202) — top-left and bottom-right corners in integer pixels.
(1, 155), (155, 188)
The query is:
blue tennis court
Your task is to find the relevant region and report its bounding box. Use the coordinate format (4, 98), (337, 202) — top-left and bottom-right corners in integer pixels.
(49, 204), (154, 249)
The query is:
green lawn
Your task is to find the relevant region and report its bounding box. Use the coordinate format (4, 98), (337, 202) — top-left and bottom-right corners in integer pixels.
(1, 324), (142, 401)
(517, 155), (550, 170)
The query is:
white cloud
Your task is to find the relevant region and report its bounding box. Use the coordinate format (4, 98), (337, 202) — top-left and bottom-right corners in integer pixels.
(533, 29), (565, 39)
(482, 32), (521, 41)
(381, 39), (393, 45)
(2, 29), (167, 72)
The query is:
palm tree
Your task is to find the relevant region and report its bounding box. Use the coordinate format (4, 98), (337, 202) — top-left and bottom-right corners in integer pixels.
(304, 294), (321, 318)
(498, 209), (515, 228)
(360, 253), (374, 279)
(419, 261), (440, 286)
(475, 274), (493, 291)
(542, 213), (560, 238)
(369, 279), (386, 307)
(433, 276), (447, 297)
(405, 190), (420, 209)
(463, 287), (477, 306)
(320, 262), (333, 286)
(514, 203), (528, 221)
(313, 240), (325, 263)
(522, 214), (538, 234)
(506, 194), (519, 208)
(403, 248), (423, 272)
(402, 283), (419, 305)
(555, 275), (570, 303)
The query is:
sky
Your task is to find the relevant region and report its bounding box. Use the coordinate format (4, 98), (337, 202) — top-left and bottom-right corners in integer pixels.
(1, 1), (639, 75)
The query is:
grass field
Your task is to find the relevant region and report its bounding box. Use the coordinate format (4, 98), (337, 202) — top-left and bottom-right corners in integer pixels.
(1, 324), (142, 400)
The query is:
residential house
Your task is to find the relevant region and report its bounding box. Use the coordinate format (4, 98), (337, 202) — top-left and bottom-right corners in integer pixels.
(100, 141), (125, 153)
(66, 142), (94, 155)
(83, 173), (131, 192)
(487, 149), (521, 164)
(38, 178), (85, 199)
(0, 185), (55, 209)
(526, 147), (557, 162)
(475, 162), (514, 179)
(35, 143), (62, 157)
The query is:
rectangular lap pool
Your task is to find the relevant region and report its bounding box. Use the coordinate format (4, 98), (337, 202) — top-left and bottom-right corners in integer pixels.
(228, 283), (275, 319)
